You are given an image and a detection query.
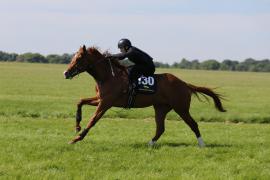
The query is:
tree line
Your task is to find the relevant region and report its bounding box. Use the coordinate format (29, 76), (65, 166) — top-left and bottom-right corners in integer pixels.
(0, 51), (72, 64)
(0, 50), (269, 72)
(156, 58), (270, 72)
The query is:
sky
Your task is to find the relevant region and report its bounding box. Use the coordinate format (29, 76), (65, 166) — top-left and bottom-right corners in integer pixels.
(0, 0), (270, 63)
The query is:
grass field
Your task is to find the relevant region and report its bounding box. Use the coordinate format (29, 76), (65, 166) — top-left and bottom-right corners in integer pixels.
(1, 117), (270, 179)
(0, 62), (270, 179)
(0, 62), (269, 123)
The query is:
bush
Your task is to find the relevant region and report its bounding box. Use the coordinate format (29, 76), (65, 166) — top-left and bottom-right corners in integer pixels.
(16, 53), (48, 63)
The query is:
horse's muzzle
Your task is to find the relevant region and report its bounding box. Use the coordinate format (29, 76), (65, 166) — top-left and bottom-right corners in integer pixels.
(63, 71), (71, 79)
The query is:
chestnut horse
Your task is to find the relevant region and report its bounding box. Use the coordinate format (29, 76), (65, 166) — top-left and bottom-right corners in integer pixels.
(64, 45), (226, 147)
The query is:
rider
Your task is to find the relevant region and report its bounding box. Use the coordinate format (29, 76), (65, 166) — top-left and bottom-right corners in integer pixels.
(107, 38), (155, 88)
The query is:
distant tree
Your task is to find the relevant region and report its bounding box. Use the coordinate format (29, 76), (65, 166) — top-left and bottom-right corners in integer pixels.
(172, 62), (180, 68)
(243, 58), (256, 65)
(259, 59), (270, 72)
(8, 53), (18, 61)
(178, 58), (192, 69)
(59, 53), (73, 64)
(200, 59), (220, 70)
(16, 53), (48, 63)
(249, 59), (270, 72)
(236, 63), (248, 71)
(261, 63), (270, 72)
(46, 54), (62, 64)
(0, 51), (18, 61)
(0, 51), (8, 61)
(242, 58), (256, 71)
(1, 49), (270, 72)
(154, 61), (170, 68)
(220, 60), (239, 71)
(190, 60), (200, 69)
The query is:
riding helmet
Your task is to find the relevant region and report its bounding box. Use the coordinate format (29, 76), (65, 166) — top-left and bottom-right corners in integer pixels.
(118, 38), (132, 49)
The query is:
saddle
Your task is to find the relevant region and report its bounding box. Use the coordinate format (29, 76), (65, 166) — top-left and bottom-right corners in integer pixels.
(125, 75), (157, 108)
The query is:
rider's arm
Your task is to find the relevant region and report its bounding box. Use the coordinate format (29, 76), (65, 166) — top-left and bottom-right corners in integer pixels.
(110, 48), (133, 60)
(110, 52), (126, 60)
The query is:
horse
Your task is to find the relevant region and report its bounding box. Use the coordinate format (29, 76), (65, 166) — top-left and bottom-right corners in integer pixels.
(63, 45), (226, 147)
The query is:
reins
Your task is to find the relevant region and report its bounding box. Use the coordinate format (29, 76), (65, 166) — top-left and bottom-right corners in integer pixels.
(90, 56), (116, 77)
(108, 58), (115, 77)
(80, 52), (115, 78)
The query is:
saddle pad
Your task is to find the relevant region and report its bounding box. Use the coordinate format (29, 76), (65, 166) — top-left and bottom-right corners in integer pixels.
(136, 75), (157, 94)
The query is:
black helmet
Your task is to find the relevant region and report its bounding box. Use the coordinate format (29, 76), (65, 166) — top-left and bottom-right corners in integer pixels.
(118, 38), (132, 49)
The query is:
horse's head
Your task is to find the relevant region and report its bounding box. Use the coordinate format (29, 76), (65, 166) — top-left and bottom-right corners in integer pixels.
(64, 45), (91, 79)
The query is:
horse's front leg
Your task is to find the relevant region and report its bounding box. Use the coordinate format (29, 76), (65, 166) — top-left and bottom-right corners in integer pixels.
(69, 101), (111, 144)
(75, 97), (99, 133)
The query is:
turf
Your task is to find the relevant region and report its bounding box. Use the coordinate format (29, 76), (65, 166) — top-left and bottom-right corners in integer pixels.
(0, 62), (270, 123)
(0, 117), (269, 179)
(0, 62), (270, 179)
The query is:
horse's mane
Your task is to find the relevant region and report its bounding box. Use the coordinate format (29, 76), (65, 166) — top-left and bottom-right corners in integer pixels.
(87, 47), (104, 59)
(87, 47), (127, 72)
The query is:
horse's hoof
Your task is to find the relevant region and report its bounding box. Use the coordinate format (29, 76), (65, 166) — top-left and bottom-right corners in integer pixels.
(197, 137), (206, 148)
(148, 140), (156, 146)
(68, 140), (75, 144)
(198, 143), (205, 148)
(68, 138), (78, 144)
(68, 136), (81, 144)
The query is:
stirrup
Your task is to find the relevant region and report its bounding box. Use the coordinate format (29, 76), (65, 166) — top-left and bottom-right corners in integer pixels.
(128, 82), (136, 90)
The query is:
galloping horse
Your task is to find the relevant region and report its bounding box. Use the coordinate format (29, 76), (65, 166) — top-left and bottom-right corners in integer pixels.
(64, 45), (226, 147)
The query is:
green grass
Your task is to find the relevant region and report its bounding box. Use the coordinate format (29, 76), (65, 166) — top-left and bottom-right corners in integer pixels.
(0, 117), (269, 179)
(0, 62), (270, 179)
(0, 62), (270, 123)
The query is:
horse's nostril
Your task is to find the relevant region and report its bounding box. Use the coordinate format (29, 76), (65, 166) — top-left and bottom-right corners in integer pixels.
(63, 71), (69, 79)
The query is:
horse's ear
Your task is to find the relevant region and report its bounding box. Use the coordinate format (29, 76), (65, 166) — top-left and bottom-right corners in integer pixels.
(82, 45), (86, 52)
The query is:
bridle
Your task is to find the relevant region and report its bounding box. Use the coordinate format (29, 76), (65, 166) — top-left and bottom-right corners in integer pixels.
(70, 52), (115, 78)
(69, 63), (85, 78)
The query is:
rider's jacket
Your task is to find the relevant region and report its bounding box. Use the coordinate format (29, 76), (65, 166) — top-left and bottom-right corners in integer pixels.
(110, 46), (155, 69)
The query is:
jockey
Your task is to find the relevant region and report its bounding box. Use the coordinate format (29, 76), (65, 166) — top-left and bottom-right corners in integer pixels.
(107, 38), (155, 88)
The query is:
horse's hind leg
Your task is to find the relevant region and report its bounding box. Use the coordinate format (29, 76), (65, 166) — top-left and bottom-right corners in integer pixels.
(76, 97), (99, 132)
(149, 105), (172, 145)
(175, 110), (205, 147)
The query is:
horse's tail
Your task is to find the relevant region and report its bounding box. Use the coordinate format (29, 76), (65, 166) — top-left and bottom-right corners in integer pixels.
(187, 83), (226, 112)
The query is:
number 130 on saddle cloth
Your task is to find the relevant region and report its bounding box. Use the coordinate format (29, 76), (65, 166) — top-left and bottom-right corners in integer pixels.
(136, 75), (157, 94)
